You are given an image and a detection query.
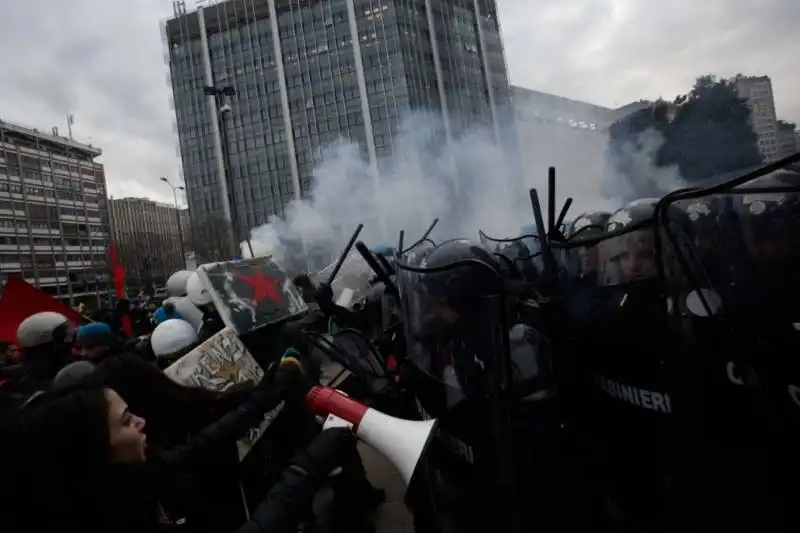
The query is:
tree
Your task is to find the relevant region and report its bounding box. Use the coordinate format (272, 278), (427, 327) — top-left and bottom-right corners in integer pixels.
(605, 99), (674, 200)
(606, 74), (763, 192)
(661, 75), (762, 182)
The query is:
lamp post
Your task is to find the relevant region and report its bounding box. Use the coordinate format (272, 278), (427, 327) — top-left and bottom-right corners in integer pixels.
(203, 84), (254, 259)
(160, 177), (187, 270)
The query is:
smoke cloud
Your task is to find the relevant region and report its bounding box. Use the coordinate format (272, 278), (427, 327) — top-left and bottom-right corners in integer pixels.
(245, 103), (685, 268)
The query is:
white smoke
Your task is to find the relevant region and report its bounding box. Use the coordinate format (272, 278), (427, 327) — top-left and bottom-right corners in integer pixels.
(601, 126), (684, 203)
(244, 105), (684, 266)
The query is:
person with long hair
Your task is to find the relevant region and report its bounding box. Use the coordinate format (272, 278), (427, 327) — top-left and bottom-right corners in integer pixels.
(0, 354), (355, 533)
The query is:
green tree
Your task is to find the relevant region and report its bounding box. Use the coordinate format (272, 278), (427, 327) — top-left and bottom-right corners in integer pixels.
(606, 75), (763, 192)
(605, 99), (673, 199)
(661, 75), (762, 182)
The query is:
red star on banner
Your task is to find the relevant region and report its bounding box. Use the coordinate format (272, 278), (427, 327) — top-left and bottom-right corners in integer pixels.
(237, 269), (283, 305)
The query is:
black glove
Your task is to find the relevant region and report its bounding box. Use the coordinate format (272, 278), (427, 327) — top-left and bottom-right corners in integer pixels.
(239, 428), (357, 533)
(292, 427), (357, 477)
(256, 348), (314, 409)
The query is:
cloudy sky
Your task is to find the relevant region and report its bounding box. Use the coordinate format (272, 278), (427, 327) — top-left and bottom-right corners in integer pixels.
(0, 0), (797, 205)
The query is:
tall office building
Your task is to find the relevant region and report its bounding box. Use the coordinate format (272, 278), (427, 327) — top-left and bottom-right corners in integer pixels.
(0, 119), (112, 308)
(735, 75), (780, 162)
(108, 197), (191, 289)
(164, 0), (513, 259)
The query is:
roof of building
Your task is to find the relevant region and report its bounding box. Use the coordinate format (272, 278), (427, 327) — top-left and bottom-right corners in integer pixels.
(0, 119), (102, 159)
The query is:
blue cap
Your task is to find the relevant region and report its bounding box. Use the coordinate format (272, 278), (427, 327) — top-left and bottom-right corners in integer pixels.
(76, 322), (114, 347)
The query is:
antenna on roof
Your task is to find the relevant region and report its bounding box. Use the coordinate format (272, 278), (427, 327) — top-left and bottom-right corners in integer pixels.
(66, 113), (75, 139)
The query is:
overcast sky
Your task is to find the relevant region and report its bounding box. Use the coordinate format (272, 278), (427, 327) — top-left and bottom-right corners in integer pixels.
(0, 0), (797, 205)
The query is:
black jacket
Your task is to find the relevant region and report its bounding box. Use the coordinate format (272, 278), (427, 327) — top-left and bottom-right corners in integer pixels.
(198, 311), (226, 342)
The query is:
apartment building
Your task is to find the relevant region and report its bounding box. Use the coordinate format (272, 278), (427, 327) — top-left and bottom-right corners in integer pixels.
(0, 119), (112, 308)
(735, 75), (780, 162)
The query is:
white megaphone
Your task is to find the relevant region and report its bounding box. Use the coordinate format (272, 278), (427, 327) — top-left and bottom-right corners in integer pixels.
(305, 385), (437, 485)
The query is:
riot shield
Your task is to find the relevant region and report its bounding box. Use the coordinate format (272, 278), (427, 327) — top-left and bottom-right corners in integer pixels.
(312, 248), (374, 309)
(653, 161), (800, 530)
(478, 231), (543, 282)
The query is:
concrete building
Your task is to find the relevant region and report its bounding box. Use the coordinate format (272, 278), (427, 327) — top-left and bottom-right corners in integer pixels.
(164, 0), (513, 265)
(776, 120), (798, 159)
(512, 86), (617, 201)
(735, 75), (779, 162)
(108, 197), (191, 289)
(512, 86), (613, 133)
(0, 119), (112, 308)
(510, 87), (679, 210)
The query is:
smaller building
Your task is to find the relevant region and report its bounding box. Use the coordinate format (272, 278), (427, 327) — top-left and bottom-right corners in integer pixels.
(776, 120), (798, 159)
(108, 197), (190, 290)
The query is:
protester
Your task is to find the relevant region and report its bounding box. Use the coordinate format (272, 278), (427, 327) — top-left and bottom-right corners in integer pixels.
(0, 352), (352, 533)
(187, 272), (225, 341)
(75, 322), (118, 362)
(52, 360), (97, 390)
(14, 311), (75, 394)
(0, 342), (22, 367)
(153, 302), (181, 325)
(150, 319), (198, 369)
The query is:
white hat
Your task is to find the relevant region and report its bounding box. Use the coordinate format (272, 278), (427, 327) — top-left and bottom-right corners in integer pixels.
(151, 319), (198, 357)
(17, 312), (70, 348)
(167, 270), (194, 297)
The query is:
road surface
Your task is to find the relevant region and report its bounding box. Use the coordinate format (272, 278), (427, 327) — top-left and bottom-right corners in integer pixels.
(317, 363), (413, 532)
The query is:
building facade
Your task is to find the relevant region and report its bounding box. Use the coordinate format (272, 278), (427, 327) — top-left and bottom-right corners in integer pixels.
(735, 75), (780, 162)
(512, 86), (614, 204)
(510, 87), (677, 211)
(0, 119), (112, 308)
(108, 197), (191, 290)
(776, 120), (798, 159)
(164, 0), (513, 263)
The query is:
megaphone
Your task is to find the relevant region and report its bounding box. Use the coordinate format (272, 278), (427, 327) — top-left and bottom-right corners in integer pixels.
(305, 385), (437, 485)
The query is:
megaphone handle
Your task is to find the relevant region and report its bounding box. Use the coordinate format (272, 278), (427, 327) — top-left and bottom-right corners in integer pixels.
(305, 385), (369, 429)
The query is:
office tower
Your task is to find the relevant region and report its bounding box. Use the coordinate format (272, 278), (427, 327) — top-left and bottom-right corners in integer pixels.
(735, 75), (780, 162)
(108, 197), (191, 289)
(164, 0), (513, 259)
(0, 119), (112, 308)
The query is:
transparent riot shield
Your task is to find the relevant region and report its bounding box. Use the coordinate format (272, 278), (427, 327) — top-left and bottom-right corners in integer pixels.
(312, 248), (374, 309)
(654, 164), (800, 530)
(478, 231), (543, 283)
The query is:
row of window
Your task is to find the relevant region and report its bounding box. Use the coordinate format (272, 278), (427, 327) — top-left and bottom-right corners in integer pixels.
(3, 152), (101, 177)
(1, 183), (103, 205)
(1, 166), (105, 194)
(0, 199), (102, 219)
(0, 235), (105, 247)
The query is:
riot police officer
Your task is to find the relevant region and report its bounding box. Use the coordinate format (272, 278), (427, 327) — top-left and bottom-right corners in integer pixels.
(396, 238), (572, 533)
(570, 199), (679, 532)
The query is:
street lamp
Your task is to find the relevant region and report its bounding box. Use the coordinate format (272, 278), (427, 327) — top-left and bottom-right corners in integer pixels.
(160, 177), (187, 269)
(203, 84), (254, 258)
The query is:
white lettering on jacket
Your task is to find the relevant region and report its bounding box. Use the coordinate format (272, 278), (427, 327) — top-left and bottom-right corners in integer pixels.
(593, 374), (672, 414)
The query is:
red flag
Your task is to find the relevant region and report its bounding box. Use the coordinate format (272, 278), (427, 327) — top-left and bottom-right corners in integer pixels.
(0, 277), (83, 344)
(108, 243), (132, 337)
